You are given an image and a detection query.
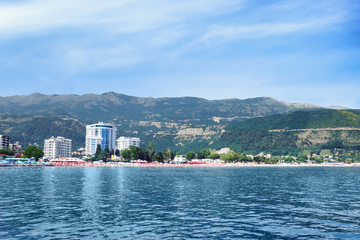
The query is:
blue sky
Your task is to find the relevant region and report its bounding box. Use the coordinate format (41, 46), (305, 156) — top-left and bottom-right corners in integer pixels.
(0, 0), (359, 108)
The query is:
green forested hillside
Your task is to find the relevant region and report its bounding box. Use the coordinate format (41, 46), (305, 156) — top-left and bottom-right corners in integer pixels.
(0, 113), (85, 150)
(0, 92), (321, 152)
(2, 109), (360, 155)
(227, 109), (360, 131)
(219, 110), (360, 155)
(1, 93), (359, 155)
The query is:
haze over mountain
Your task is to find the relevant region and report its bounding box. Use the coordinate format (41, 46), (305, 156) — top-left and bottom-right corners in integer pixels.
(327, 105), (350, 110)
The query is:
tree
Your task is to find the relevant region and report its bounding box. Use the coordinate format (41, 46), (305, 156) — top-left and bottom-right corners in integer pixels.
(152, 152), (164, 162)
(220, 153), (234, 162)
(162, 151), (170, 162)
(197, 148), (211, 159)
(208, 153), (220, 160)
(148, 141), (155, 159)
(253, 156), (265, 163)
(96, 144), (102, 152)
(312, 157), (323, 163)
(121, 149), (131, 160)
(170, 151), (177, 160)
(297, 154), (308, 162)
(129, 145), (141, 160)
(94, 144), (104, 160)
(120, 146), (151, 161)
(0, 149), (15, 156)
(71, 153), (82, 158)
(104, 148), (112, 161)
(166, 148), (172, 162)
(115, 149), (120, 156)
(148, 141), (155, 152)
(139, 148), (150, 161)
(238, 154), (250, 162)
(268, 158), (279, 164)
(185, 151), (196, 160)
(24, 145), (44, 160)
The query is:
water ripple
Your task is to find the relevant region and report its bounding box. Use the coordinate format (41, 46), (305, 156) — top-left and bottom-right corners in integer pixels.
(0, 167), (360, 239)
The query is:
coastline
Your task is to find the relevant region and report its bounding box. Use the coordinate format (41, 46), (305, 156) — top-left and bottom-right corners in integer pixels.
(90, 162), (360, 168)
(2, 162), (359, 168)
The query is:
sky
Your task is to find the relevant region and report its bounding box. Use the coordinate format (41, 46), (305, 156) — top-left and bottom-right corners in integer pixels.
(0, 0), (359, 108)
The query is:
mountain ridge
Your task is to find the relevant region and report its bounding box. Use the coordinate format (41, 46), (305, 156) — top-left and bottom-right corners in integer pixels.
(0, 92), (332, 153)
(0, 92), (321, 123)
(0, 92), (320, 106)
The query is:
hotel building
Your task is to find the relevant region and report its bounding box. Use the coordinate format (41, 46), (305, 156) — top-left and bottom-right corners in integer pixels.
(44, 136), (72, 159)
(116, 136), (141, 151)
(85, 122), (117, 155)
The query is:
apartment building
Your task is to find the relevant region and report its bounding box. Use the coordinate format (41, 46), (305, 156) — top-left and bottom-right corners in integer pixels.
(116, 136), (141, 151)
(44, 136), (72, 159)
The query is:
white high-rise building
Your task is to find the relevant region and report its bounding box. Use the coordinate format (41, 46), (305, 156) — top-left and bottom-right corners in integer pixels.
(85, 122), (117, 155)
(116, 136), (141, 151)
(44, 136), (72, 159)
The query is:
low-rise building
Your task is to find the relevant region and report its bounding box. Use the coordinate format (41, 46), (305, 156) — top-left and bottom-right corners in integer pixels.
(44, 136), (72, 159)
(173, 155), (187, 163)
(9, 142), (22, 155)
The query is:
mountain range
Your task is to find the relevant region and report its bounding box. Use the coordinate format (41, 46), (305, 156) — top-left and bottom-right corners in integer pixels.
(0, 92), (319, 123)
(1, 92), (358, 154)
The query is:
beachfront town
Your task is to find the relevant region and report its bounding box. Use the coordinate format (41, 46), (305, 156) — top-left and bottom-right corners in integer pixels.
(0, 122), (358, 167)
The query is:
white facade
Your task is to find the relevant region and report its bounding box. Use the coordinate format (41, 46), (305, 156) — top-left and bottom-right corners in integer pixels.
(173, 155), (187, 163)
(44, 136), (72, 159)
(116, 136), (141, 151)
(85, 122), (117, 155)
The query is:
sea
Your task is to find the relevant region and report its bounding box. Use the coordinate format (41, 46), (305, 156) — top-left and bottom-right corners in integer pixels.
(0, 166), (359, 239)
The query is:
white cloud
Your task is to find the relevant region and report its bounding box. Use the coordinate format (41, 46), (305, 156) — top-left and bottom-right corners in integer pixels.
(0, 0), (243, 71)
(199, 15), (344, 42)
(0, 0), (241, 36)
(0, 0), (358, 108)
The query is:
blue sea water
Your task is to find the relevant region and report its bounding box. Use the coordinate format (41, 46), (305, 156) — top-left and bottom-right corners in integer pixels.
(0, 166), (359, 239)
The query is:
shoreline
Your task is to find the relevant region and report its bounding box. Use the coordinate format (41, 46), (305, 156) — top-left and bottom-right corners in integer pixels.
(1, 162), (359, 168)
(90, 162), (360, 168)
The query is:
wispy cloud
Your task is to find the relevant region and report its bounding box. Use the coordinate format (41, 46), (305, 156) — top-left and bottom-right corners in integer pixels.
(0, 0), (243, 72)
(199, 14), (345, 42)
(0, 0), (359, 108)
(169, 0), (355, 57)
(0, 0), (240, 36)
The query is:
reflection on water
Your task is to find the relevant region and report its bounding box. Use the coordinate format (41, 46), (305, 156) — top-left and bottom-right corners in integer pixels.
(0, 167), (359, 239)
